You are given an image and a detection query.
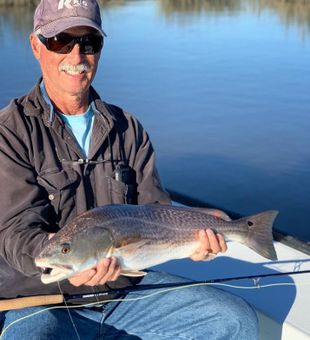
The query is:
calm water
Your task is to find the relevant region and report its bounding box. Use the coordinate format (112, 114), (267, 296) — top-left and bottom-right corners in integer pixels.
(0, 0), (310, 242)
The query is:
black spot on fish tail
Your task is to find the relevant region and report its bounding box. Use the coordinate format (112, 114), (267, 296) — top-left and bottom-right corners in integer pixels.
(241, 210), (279, 260)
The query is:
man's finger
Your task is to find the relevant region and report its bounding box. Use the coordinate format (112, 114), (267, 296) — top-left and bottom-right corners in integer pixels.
(85, 258), (111, 286)
(97, 257), (119, 285)
(198, 229), (211, 249)
(217, 233), (227, 252)
(69, 268), (97, 287)
(109, 264), (121, 281)
(206, 229), (221, 254)
(190, 229), (210, 261)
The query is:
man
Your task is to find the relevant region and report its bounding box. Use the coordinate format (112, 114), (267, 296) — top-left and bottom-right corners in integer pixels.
(0, 0), (258, 338)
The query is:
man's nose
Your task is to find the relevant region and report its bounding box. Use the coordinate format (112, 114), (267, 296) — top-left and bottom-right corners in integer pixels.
(69, 43), (84, 60)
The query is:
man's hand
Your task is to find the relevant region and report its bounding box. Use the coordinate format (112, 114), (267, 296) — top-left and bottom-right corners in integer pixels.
(69, 257), (121, 287)
(48, 233), (121, 287)
(190, 229), (227, 261)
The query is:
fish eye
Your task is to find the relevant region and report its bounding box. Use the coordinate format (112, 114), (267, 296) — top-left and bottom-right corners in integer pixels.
(61, 243), (71, 254)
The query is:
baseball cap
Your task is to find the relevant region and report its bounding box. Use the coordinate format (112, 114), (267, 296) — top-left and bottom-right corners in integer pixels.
(33, 0), (106, 38)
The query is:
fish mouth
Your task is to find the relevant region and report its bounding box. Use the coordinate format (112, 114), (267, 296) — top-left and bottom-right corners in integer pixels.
(35, 259), (74, 284)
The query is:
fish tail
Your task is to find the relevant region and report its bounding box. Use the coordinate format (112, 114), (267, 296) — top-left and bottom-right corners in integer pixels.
(242, 210), (278, 260)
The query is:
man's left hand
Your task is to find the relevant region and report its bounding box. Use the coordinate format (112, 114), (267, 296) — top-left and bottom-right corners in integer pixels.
(190, 229), (227, 261)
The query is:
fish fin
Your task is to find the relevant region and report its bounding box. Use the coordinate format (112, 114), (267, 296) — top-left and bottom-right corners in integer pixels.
(120, 270), (147, 277)
(105, 246), (114, 258)
(115, 240), (148, 257)
(193, 208), (232, 221)
(241, 210), (279, 260)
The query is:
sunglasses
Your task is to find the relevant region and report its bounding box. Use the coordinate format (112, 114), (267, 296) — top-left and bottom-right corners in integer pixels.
(37, 33), (103, 55)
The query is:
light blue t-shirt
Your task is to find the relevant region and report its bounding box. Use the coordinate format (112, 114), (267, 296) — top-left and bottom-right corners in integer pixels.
(40, 82), (94, 157)
(60, 109), (94, 157)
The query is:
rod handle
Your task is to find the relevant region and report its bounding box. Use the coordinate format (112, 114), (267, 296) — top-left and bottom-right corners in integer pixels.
(0, 294), (64, 311)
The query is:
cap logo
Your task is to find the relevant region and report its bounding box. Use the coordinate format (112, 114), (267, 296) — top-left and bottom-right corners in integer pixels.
(58, 0), (88, 10)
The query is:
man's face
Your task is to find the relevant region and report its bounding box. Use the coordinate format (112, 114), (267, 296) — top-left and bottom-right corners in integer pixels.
(30, 26), (101, 102)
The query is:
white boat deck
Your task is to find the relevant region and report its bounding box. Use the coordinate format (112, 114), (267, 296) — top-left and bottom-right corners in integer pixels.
(154, 241), (310, 340)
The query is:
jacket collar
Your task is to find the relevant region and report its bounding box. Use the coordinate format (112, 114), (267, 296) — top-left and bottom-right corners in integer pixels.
(23, 78), (116, 129)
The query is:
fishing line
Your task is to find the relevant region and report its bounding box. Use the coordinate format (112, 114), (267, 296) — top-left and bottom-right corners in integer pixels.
(1, 280), (310, 339)
(91, 286), (101, 304)
(57, 282), (81, 340)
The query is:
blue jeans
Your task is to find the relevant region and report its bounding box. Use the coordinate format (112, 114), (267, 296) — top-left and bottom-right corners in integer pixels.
(0, 271), (258, 339)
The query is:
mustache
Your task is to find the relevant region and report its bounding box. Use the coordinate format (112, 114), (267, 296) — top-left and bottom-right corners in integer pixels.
(59, 63), (90, 73)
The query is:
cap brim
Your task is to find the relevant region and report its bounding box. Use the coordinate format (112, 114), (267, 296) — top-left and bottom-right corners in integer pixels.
(40, 17), (106, 38)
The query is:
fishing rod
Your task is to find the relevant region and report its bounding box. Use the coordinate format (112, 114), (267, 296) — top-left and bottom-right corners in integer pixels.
(1, 269), (309, 312)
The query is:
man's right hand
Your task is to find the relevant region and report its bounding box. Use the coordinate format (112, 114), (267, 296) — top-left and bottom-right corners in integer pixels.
(68, 257), (121, 287)
(48, 233), (121, 287)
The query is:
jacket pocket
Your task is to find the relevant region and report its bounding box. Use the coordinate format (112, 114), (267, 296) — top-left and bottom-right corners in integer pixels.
(37, 169), (80, 225)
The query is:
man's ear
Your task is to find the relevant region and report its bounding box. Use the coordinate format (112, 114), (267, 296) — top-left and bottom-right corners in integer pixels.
(30, 33), (41, 60)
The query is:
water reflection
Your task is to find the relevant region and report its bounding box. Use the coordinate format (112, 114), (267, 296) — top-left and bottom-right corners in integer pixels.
(159, 0), (310, 35)
(159, 0), (242, 15)
(0, 6), (34, 40)
(1, 0), (310, 36)
(250, 0), (310, 36)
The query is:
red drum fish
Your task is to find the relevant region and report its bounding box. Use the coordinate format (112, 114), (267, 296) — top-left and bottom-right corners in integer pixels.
(35, 204), (278, 284)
